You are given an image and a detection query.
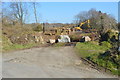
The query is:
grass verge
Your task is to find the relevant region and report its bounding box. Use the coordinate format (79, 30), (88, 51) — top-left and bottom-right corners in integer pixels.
(52, 43), (66, 47)
(2, 43), (38, 53)
(75, 41), (109, 58)
(75, 41), (119, 75)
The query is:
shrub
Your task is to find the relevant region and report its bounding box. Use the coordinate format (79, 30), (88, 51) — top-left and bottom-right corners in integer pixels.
(100, 30), (118, 42)
(34, 25), (42, 32)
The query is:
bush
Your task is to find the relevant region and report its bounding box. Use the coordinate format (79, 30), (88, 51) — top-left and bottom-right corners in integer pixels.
(34, 25), (42, 32)
(100, 30), (118, 42)
(101, 41), (112, 48)
(88, 47), (120, 75)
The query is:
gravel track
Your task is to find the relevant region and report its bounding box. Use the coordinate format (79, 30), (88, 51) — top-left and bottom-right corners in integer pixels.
(2, 46), (117, 78)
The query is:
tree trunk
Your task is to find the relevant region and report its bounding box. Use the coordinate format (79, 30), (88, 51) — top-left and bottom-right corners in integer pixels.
(33, 3), (38, 23)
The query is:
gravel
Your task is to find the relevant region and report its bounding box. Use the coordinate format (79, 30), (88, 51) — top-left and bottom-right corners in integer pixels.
(2, 46), (117, 78)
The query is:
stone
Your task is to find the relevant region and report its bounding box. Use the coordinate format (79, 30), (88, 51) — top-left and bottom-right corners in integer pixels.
(49, 39), (56, 44)
(82, 36), (91, 42)
(33, 34), (44, 44)
(75, 60), (82, 66)
(58, 35), (71, 43)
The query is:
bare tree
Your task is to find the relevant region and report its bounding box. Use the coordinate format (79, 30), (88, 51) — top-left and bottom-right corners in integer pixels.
(75, 9), (117, 33)
(10, 2), (28, 26)
(75, 11), (89, 23)
(33, 2), (38, 23)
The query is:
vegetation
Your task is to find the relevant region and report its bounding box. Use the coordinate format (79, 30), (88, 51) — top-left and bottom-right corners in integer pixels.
(89, 42), (120, 75)
(75, 41), (108, 58)
(75, 9), (117, 33)
(101, 41), (112, 48)
(52, 43), (66, 47)
(2, 2), (119, 76)
(2, 23), (43, 52)
(75, 41), (120, 75)
(2, 35), (12, 51)
(3, 43), (37, 53)
(2, 32), (40, 52)
(100, 30), (118, 42)
(33, 24), (43, 32)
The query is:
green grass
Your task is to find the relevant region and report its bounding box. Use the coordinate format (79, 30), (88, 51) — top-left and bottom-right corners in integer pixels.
(91, 54), (119, 75)
(52, 43), (65, 47)
(75, 41), (109, 58)
(75, 41), (119, 75)
(3, 43), (37, 52)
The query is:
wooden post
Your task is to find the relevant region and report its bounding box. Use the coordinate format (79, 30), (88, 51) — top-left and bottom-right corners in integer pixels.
(43, 23), (45, 33)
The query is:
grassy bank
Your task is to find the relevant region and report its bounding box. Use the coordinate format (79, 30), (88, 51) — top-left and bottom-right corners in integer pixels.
(2, 35), (40, 53)
(2, 43), (38, 53)
(75, 41), (109, 58)
(75, 41), (119, 75)
(2, 25), (44, 53)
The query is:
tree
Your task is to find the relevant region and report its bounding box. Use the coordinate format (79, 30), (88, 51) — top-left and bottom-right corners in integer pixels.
(10, 2), (28, 26)
(75, 9), (117, 33)
(33, 2), (38, 23)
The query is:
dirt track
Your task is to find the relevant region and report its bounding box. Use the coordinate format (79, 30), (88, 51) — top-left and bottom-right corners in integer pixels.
(2, 46), (117, 78)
